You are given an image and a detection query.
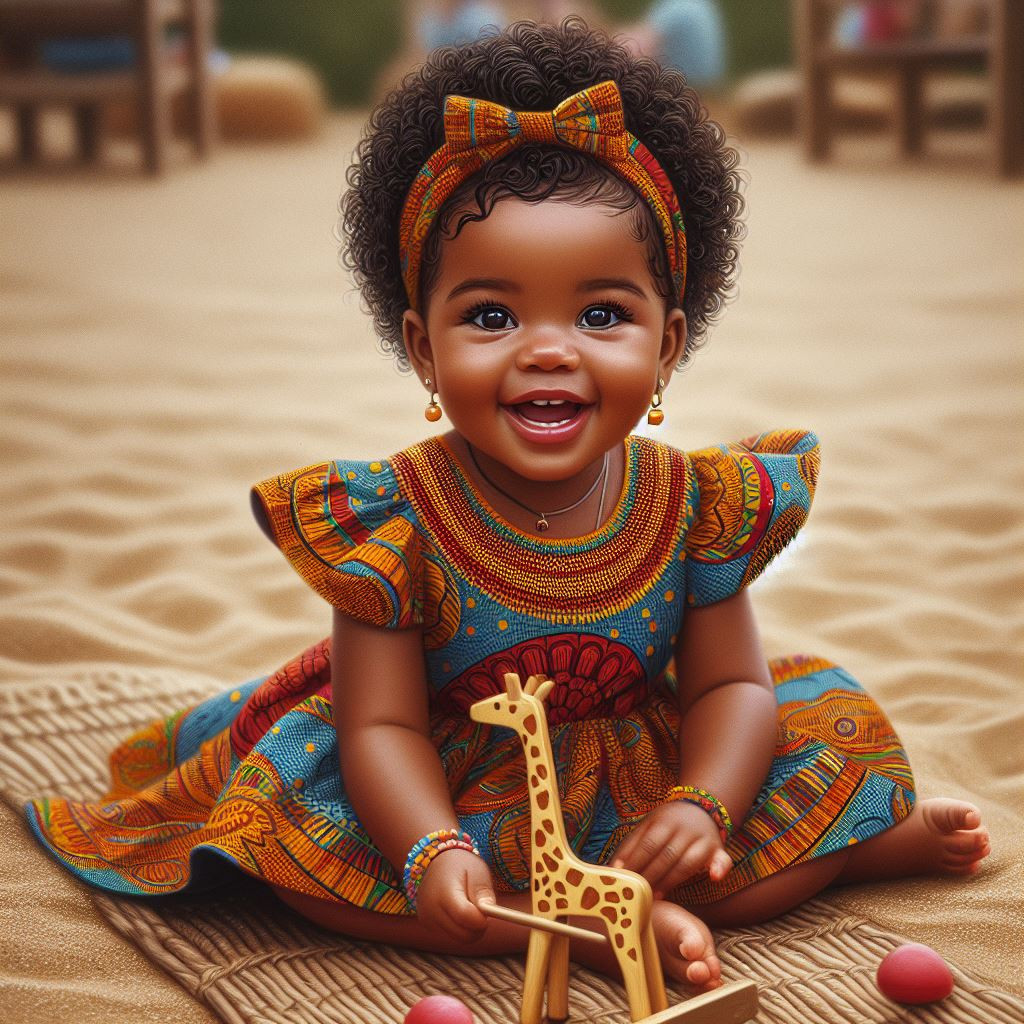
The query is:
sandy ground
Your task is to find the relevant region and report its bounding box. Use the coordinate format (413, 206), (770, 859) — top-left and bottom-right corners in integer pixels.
(1, 114), (1022, 1022)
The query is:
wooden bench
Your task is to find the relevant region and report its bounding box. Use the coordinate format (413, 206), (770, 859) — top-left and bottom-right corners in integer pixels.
(0, 0), (215, 173)
(792, 0), (1023, 176)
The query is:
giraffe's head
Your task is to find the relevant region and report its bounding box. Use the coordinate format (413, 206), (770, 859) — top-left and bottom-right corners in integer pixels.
(469, 672), (554, 730)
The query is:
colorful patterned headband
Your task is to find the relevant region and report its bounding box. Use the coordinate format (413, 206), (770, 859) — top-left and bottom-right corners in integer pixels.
(398, 79), (687, 312)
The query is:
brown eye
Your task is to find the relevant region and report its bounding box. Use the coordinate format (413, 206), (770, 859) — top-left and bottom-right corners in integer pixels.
(467, 305), (516, 331)
(579, 302), (631, 329)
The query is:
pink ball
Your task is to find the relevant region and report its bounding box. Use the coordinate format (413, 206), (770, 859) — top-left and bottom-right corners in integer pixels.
(876, 943), (954, 1004)
(403, 995), (475, 1024)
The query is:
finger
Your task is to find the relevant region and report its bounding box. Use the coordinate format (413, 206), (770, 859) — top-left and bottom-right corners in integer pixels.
(611, 824), (651, 872)
(708, 849), (733, 882)
(623, 826), (684, 880)
(656, 840), (721, 894)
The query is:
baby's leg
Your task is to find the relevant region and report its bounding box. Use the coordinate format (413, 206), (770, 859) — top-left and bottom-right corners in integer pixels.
(694, 796), (990, 928)
(271, 886), (721, 991)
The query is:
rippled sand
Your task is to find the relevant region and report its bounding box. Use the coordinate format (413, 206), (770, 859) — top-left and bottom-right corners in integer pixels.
(1, 118), (1022, 1019)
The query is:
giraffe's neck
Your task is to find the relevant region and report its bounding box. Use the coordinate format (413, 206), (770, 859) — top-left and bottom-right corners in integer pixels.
(516, 700), (574, 858)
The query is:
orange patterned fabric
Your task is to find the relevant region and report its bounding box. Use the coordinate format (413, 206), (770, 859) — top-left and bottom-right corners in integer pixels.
(398, 79), (687, 311)
(24, 430), (915, 913)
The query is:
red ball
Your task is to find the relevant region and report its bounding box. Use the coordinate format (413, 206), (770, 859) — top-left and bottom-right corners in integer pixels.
(876, 943), (954, 1004)
(403, 995), (475, 1024)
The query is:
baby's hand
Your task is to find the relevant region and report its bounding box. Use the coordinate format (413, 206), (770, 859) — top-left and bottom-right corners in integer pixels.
(415, 847), (496, 943)
(611, 800), (732, 899)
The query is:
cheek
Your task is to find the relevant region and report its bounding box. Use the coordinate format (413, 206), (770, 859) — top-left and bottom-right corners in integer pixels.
(434, 344), (505, 400)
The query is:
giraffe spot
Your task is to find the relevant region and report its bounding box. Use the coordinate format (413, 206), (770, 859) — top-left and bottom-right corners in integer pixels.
(524, 713), (537, 735)
(554, 881), (566, 894)
(581, 887), (599, 910)
(530, 773), (540, 787)
(530, 746), (540, 758)
(537, 791), (549, 809)
(543, 820), (554, 834)
(567, 869), (584, 886)
(600, 875), (615, 885)
(543, 852), (559, 873)
(556, 898), (569, 910)
(521, 736), (529, 747)
(606, 892), (620, 903)
(553, 847), (564, 859)
(509, 703), (517, 713)
(613, 930), (625, 947)
(536, 830), (545, 847)
(538, 900), (550, 913)
(533, 879), (540, 891)
(623, 887), (634, 900)
(536, 763), (547, 780)
(622, 918), (632, 928)
(602, 908), (618, 925)
(628, 948), (637, 961)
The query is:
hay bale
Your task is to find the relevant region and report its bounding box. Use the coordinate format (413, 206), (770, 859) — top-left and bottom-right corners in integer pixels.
(216, 55), (326, 142)
(106, 54), (326, 142)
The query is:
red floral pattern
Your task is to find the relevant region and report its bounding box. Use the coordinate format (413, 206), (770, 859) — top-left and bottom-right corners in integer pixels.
(437, 634), (648, 723)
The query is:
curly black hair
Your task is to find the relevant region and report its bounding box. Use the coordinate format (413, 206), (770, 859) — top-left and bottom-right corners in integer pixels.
(340, 17), (745, 372)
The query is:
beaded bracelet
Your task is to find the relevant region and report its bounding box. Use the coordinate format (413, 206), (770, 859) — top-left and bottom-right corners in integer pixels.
(402, 828), (480, 908)
(666, 785), (734, 844)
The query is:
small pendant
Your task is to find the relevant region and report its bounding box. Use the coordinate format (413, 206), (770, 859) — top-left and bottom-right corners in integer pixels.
(536, 516), (549, 532)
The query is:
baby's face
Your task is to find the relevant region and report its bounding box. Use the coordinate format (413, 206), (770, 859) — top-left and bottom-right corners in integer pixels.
(404, 197), (686, 485)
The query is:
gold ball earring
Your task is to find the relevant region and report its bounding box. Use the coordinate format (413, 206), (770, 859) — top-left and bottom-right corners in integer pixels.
(424, 378), (442, 422)
(647, 377), (666, 426)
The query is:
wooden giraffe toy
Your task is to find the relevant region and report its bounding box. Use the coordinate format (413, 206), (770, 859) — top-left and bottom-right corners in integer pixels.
(469, 672), (758, 1024)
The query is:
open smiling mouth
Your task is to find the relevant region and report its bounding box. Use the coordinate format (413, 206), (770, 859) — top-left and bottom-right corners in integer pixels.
(502, 399), (593, 442)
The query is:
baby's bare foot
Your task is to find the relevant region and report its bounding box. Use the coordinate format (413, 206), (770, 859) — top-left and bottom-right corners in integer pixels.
(920, 798), (991, 874)
(651, 900), (721, 991)
(839, 797), (990, 884)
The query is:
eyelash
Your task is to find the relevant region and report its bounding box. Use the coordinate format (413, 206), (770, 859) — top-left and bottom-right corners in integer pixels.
(460, 297), (636, 328)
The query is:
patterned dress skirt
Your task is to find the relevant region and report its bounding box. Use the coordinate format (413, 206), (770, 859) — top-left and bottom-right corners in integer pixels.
(25, 637), (915, 911)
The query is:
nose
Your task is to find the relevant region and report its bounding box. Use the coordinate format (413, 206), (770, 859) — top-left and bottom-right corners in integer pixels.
(514, 326), (580, 372)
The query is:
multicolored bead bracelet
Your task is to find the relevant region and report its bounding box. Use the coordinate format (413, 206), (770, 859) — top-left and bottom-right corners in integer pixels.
(666, 785), (734, 844)
(403, 828), (480, 908)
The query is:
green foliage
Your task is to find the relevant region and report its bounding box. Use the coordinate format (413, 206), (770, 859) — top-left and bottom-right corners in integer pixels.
(216, 0), (404, 106)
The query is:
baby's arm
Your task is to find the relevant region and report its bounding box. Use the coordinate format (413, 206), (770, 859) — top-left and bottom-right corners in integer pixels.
(331, 608), (496, 938)
(613, 590), (777, 894)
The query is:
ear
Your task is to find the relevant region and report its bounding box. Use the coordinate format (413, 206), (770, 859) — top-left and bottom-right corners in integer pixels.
(402, 308), (435, 386)
(658, 308), (687, 384)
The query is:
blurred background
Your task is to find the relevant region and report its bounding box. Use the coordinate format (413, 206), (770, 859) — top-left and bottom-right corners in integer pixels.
(1, 5), (1022, 1023)
(0, 1), (1019, 171)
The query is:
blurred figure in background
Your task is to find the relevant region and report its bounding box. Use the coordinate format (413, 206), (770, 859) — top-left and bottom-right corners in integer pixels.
(619, 0), (727, 91)
(417, 0), (508, 51)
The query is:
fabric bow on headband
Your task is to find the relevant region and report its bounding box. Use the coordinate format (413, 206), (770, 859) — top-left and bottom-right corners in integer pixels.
(398, 79), (686, 312)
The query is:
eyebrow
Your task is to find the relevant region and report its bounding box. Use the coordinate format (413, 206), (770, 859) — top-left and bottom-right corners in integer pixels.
(446, 278), (521, 301)
(445, 276), (648, 301)
(577, 277), (648, 298)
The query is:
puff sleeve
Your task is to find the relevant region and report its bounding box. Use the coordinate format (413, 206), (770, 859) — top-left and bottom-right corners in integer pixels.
(684, 429), (820, 607)
(250, 457), (427, 629)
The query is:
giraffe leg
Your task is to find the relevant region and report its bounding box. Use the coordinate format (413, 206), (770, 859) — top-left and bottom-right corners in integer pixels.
(612, 934), (653, 1023)
(545, 933), (571, 1022)
(640, 922), (668, 1013)
(521, 928), (553, 1024)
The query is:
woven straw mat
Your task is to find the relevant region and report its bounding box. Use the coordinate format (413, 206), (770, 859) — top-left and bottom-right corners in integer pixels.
(2, 668), (1022, 1024)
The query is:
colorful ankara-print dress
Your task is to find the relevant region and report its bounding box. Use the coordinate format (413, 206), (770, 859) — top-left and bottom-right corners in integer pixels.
(26, 430), (915, 910)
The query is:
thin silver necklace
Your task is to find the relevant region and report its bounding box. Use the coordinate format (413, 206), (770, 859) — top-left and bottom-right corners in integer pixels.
(466, 444), (610, 533)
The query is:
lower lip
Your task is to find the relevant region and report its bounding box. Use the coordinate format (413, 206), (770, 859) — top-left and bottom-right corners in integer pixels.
(502, 405), (592, 445)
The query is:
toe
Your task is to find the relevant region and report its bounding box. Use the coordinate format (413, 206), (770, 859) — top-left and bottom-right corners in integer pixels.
(686, 960), (711, 987)
(679, 928), (709, 962)
(946, 832), (987, 854)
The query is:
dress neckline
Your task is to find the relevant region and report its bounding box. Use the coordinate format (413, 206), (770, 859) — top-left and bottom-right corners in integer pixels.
(436, 435), (637, 552)
(389, 434), (690, 625)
